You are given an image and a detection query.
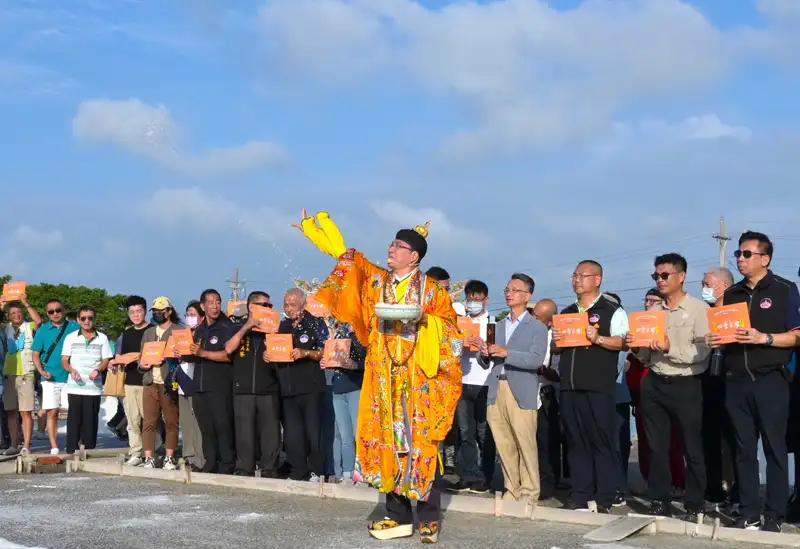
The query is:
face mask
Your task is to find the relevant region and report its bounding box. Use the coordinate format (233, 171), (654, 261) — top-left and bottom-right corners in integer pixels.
(152, 311), (168, 325)
(185, 316), (199, 328)
(701, 287), (717, 305)
(465, 301), (484, 316)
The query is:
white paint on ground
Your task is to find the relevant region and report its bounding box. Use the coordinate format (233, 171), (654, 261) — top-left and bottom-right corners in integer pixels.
(232, 513), (275, 523)
(93, 494), (206, 506)
(0, 538), (48, 549)
(3, 489), (24, 493)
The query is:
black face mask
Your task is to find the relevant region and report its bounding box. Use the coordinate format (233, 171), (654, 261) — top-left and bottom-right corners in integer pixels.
(152, 311), (168, 325)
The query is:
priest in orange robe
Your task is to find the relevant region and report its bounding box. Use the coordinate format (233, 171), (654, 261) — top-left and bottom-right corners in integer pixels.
(294, 210), (463, 544)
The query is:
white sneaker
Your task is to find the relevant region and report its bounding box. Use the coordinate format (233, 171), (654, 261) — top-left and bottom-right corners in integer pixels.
(143, 457), (156, 468)
(125, 456), (143, 467)
(308, 473), (322, 484)
(163, 456), (177, 471)
(20, 447), (30, 456)
(49, 448), (60, 456)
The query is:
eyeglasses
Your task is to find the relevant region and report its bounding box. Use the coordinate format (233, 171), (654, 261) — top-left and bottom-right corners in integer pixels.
(79, 316), (95, 322)
(503, 287), (529, 294)
(388, 241), (413, 251)
(254, 302), (273, 309)
(651, 272), (677, 281)
(734, 250), (766, 259)
(569, 273), (597, 281)
(47, 308), (63, 315)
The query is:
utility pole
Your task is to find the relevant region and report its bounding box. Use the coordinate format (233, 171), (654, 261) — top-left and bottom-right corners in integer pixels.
(226, 268), (246, 301)
(712, 216), (731, 268)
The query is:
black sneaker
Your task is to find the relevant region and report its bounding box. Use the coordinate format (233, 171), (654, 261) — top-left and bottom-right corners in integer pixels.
(734, 516), (762, 530)
(761, 517), (781, 533)
(447, 480), (470, 492)
(538, 487), (556, 501)
(468, 481), (490, 494)
(646, 500), (672, 517)
(612, 492), (626, 507)
(682, 505), (704, 523)
(562, 500), (588, 511)
(596, 504), (611, 514)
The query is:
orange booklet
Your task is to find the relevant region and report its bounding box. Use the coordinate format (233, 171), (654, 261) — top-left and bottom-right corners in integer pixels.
(266, 334), (293, 362)
(305, 295), (330, 318)
(227, 300), (246, 316)
(457, 317), (481, 351)
(140, 341), (167, 366)
(708, 302), (751, 344)
(323, 339), (352, 368)
(114, 352), (140, 366)
(628, 311), (667, 347)
(166, 329), (194, 356)
(553, 312), (591, 348)
(252, 306), (281, 334)
(2, 282), (26, 300)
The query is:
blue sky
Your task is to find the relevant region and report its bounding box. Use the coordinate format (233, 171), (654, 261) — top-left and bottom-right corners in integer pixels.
(1, 0), (799, 315)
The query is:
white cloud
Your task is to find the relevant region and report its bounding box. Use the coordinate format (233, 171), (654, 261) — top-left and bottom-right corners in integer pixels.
(72, 98), (286, 177)
(257, 0), (743, 157)
(142, 187), (297, 242)
(370, 200), (492, 250)
(6, 225), (64, 250)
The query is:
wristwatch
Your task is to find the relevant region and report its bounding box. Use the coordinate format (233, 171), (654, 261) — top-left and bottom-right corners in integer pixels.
(765, 334), (774, 346)
(597, 336), (605, 346)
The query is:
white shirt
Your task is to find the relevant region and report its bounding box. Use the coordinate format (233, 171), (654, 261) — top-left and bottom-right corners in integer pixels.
(62, 331), (113, 395)
(461, 311), (490, 386)
(539, 329), (553, 393)
(501, 310), (528, 376)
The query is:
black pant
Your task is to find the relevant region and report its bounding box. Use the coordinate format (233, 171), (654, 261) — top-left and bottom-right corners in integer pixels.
(641, 373), (706, 508)
(194, 390), (235, 474)
(537, 385), (562, 492)
(108, 399), (126, 430)
(456, 384), (494, 483)
(726, 370), (790, 520)
(560, 390), (619, 508)
(66, 394), (101, 454)
(702, 372), (737, 502)
(616, 402), (631, 487)
(283, 392), (325, 480)
(234, 393), (281, 475)
(386, 472), (442, 524)
(0, 395), (10, 446)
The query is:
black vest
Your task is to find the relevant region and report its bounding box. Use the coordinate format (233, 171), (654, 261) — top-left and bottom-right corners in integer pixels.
(559, 295), (622, 394)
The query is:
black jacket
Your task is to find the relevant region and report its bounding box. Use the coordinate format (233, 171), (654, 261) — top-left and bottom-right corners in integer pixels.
(722, 270), (800, 380)
(232, 331), (280, 395)
(193, 316), (235, 393)
(558, 295), (624, 394)
(275, 312), (328, 397)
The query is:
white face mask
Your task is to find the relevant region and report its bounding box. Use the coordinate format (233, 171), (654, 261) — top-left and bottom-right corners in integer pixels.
(701, 287), (717, 305)
(185, 316), (199, 328)
(465, 301), (484, 316)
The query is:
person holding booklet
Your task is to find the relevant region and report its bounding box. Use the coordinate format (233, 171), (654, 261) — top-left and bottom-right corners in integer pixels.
(225, 291), (282, 477)
(138, 296), (183, 470)
(625, 253), (710, 522)
(707, 231), (800, 532)
(320, 319), (366, 483)
(60, 305), (113, 455)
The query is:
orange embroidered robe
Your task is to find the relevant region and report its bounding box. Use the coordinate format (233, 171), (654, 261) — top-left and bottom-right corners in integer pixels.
(315, 249), (463, 501)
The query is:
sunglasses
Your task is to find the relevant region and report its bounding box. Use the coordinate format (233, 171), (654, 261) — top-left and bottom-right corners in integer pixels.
(254, 302), (273, 309)
(734, 250), (766, 259)
(47, 308), (63, 315)
(79, 316), (95, 322)
(651, 272), (677, 281)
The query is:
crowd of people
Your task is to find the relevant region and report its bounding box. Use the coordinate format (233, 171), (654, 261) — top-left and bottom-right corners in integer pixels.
(1, 224), (799, 542)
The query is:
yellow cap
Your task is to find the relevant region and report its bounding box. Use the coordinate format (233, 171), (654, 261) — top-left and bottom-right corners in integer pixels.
(151, 296), (173, 310)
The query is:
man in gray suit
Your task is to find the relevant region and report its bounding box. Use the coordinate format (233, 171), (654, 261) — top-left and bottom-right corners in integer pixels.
(478, 273), (549, 503)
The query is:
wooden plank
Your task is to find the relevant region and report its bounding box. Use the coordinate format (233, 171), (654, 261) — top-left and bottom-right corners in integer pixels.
(583, 516), (656, 542)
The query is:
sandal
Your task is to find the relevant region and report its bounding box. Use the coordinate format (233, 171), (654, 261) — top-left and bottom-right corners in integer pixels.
(419, 521), (440, 544)
(367, 518), (414, 540)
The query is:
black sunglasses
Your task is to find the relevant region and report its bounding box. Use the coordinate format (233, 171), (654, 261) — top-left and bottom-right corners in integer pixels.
(47, 308), (63, 315)
(651, 272), (674, 281)
(734, 250), (766, 259)
(79, 316), (95, 322)
(254, 302), (273, 309)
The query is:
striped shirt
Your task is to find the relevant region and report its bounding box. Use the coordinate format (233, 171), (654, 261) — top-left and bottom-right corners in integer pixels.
(61, 331), (113, 395)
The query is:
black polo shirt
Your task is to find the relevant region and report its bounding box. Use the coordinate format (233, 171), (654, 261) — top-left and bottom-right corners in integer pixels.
(231, 330), (280, 395)
(193, 315), (234, 393)
(275, 312), (328, 397)
(722, 270), (800, 379)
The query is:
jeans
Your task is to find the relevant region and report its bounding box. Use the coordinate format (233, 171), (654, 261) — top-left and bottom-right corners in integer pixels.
(324, 386), (342, 477)
(0, 391), (10, 446)
(332, 390), (360, 475)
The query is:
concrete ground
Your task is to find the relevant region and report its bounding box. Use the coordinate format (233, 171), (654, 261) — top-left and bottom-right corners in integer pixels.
(0, 474), (783, 549)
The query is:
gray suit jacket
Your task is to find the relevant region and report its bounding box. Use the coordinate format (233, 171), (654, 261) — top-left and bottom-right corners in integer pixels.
(476, 313), (549, 410)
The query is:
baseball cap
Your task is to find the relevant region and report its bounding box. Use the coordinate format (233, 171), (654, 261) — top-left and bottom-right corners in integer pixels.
(151, 296), (173, 310)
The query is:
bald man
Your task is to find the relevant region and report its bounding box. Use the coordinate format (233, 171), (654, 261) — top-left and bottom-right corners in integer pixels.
(531, 299), (562, 499)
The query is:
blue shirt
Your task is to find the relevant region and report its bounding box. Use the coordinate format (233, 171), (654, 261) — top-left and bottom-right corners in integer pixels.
(31, 321), (79, 383)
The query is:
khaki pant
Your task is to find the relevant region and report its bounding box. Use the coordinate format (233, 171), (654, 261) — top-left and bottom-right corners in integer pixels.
(123, 385), (145, 458)
(4, 375), (35, 412)
(487, 380), (540, 501)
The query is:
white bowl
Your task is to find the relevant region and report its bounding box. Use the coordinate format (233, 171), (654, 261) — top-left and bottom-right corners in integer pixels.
(375, 303), (421, 322)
